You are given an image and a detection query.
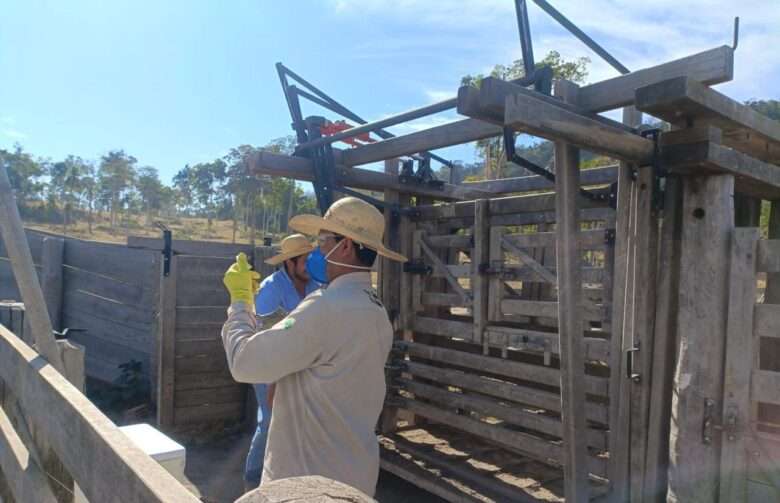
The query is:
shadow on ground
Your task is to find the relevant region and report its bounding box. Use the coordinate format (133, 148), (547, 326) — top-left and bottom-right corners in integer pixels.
(182, 430), (445, 503)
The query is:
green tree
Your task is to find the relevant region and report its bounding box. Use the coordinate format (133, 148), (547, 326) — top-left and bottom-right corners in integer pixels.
(0, 144), (46, 205)
(98, 150), (137, 228)
(49, 155), (89, 234)
(135, 166), (165, 224)
(746, 99), (780, 121)
(79, 161), (98, 234)
(172, 165), (195, 214)
(190, 159), (227, 228)
(461, 50), (590, 179)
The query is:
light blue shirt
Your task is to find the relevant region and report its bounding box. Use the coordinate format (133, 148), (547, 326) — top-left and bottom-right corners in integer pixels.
(255, 267), (320, 317)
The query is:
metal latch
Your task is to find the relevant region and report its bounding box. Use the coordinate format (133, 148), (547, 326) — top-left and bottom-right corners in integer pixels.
(703, 401), (739, 445)
(403, 260), (432, 275)
(625, 343), (641, 383)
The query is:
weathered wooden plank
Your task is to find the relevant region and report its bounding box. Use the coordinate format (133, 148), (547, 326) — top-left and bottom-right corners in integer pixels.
(397, 379), (608, 450)
(504, 90), (654, 163)
(127, 236), (255, 258)
(0, 324), (199, 502)
(719, 228), (760, 503)
(501, 236), (557, 284)
(552, 80), (589, 503)
(63, 288), (154, 332)
(399, 398), (608, 477)
(662, 141), (780, 200)
(483, 327), (609, 363)
(751, 370), (780, 406)
(643, 175), (683, 500)
(578, 45), (734, 113)
(420, 292), (468, 308)
(500, 299), (605, 322)
(175, 306), (227, 325)
(174, 372), (237, 391)
(174, 354), (228, 374)
(425, 234), (472, 249)
(502, 229), (606, 250)
(668, 174), (734, 503)
(757, 240), (780, 273)
(249, 150), (489, 201)
(175, 385), (245, 408)
(411, 316), (473, 340)
(402, 360), (608, 425)
(0, 259), (21, 300)
(41, 237), (65, 332)
(490, 207), (614, 227)
(462, 165), (617, 194)
(404, 341), (607, 396)
(63, 239), (157, 286)
(419, 236), (472, 305)
(60, 309), (151, 352)
(607, 106), (641, 501)
(341, 46), (733, 167)
(157, 256), (177, 429)
(636, 76), (780, 163)
(175, 282), (229, 307)
(754, 304), (780, 339)
(472, 200), (489, 348)
(173, 401), (244, 425)
(62, 265), (155, 308)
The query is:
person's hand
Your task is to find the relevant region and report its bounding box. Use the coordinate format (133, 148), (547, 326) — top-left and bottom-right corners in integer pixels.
(223, 252), (261, 306)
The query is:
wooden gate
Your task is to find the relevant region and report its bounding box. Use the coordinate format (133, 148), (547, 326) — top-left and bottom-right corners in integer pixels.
(719, 228), (780, 502)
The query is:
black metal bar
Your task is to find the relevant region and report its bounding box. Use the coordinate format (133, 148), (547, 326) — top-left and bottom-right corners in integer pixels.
(531, 0), (630, 75)
(296, 98), (457, 151)
(162, 229), (172, 277)
(277, 63), (455, 168)
(515, 0), (536, 76)
(290, 86), (336, 111)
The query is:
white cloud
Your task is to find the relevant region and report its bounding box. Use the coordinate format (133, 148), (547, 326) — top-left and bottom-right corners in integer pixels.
(327, 0), (780, 103)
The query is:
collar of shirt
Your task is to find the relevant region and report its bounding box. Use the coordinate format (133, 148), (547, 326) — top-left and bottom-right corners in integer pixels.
(326, 271), (372, 290)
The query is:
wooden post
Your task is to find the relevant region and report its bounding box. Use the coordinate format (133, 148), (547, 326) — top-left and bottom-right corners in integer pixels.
(643, 176), (683, 500)
(667, 174), (734, 503)
(41, 236), (65, 332)
(607, 106), (641, 502)
(157, 255), (178, 429)
(0, 165), (64, 372)
(761, 200), (780, 431)
(719, 228), (759, 502)
(472, 200), (489, 349)
(553, 79), (589, 502)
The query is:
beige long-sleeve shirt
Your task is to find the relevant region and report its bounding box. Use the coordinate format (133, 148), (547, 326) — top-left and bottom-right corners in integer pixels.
(221, 272), (392, 496)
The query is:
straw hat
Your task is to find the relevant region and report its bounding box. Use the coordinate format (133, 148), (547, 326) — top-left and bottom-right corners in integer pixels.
(265, 234), (316, 266)
(289, 197), (408, 262)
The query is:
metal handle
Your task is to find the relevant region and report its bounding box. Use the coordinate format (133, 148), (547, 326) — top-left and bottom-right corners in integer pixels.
(626, 344), (641, 383)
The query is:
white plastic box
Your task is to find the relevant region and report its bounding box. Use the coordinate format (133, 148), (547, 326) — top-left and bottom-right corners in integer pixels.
(74, 423), (187, 502)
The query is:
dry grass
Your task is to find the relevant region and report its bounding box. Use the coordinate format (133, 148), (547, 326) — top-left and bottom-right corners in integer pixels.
(25, 211), (271, 245)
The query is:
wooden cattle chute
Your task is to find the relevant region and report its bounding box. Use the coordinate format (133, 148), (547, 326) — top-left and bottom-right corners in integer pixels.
(253, 40), (780, 502)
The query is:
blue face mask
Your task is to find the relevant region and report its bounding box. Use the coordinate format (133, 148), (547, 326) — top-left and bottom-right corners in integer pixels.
(305, 247), (330, 284)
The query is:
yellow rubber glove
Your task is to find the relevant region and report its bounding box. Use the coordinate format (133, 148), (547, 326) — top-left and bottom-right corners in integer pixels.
(223, 252), (261, 307)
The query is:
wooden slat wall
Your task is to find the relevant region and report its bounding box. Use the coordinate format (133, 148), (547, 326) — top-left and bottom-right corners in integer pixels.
(386, 186), (617, 491)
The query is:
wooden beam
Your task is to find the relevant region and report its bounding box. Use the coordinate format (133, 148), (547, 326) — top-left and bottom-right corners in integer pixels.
(0, 165), (65, 372)
(553, 80), (589, 503)
(41, 237), (64, 332)
(636, 76), (780, 163)
(157, 255), (177, 429)
(457, 76), (633, 132)
(248, 151), (490, 201)
(667, 174), (734, 503)
(0, 406), (58, 503)
(461, 165), (617, 194)
(578, 45), (734, 113)
(0, 324), (199, 502)
(504, 90), (654, 163)
(340, 46), (733, 166)
(662, 140), (780, 200)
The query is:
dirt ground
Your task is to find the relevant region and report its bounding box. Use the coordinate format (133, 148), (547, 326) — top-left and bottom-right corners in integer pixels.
(181, 430), (444, 503)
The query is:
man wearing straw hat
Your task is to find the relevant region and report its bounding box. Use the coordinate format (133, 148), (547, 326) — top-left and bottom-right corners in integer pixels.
(243, 233), (320, 491)
(221, 197), (407, 496)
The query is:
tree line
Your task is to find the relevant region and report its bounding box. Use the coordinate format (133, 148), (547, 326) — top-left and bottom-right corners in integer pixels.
(1, 136), (318, 242)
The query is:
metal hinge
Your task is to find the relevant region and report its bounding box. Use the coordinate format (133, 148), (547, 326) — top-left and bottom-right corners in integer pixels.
(625, 343), (641, 383)
(703, 400), (739, 445)
(403, 260), (432, 275)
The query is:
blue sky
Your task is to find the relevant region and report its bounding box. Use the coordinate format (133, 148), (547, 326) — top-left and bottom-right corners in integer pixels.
(2, 0), (779, 185)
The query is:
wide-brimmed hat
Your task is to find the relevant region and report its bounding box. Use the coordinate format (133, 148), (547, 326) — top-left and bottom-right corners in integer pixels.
(289, 197), (408, 262)
(265, 234), (316, 266)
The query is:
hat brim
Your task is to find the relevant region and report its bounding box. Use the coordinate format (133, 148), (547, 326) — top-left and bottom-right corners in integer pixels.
(264, 244), (316, 266)
(289, 214), (408, 262)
